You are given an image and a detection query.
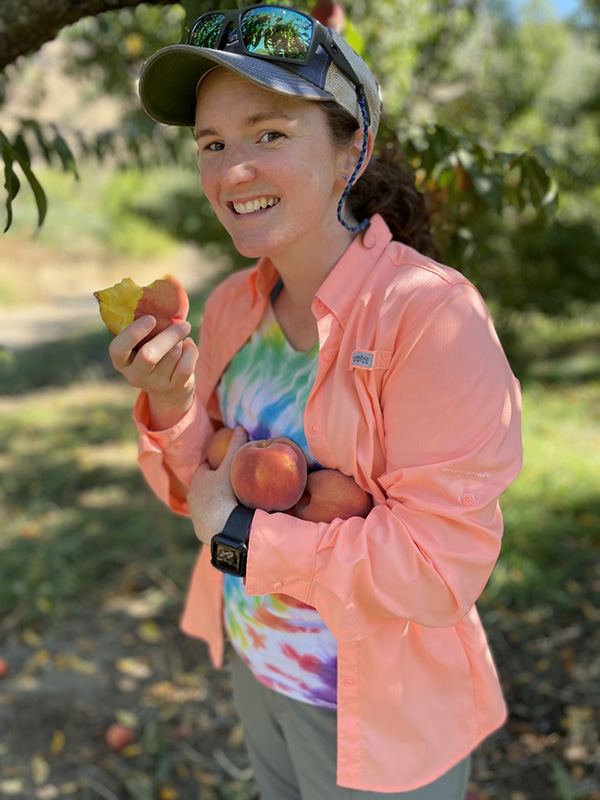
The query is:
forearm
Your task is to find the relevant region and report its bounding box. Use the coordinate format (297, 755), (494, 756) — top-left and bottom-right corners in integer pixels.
(147, 388), (195, 432)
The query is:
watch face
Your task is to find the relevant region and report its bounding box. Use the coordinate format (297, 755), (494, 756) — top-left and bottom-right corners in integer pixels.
(214, 542), (242, 572)
(211, 538), (247, 575)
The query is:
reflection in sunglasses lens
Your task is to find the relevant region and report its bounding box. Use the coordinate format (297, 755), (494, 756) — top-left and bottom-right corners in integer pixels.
(241, 8), (312, 60)
(189, 13), (225, 48)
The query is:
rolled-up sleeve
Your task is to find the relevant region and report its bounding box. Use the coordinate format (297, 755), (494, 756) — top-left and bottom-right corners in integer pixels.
(134, 390), (214, 516)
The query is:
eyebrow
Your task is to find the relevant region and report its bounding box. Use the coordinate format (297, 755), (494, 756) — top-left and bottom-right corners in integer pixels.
(194, 110), (295, 141)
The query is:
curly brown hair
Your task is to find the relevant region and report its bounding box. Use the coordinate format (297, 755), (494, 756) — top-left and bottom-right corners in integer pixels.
(321, 101), (439, 259)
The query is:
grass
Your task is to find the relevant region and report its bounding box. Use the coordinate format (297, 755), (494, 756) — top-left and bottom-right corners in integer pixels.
(484, 380), (600, 613)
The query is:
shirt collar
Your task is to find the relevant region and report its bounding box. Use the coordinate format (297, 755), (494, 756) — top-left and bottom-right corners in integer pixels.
(252, 214), (394, 324)
(315, 214), (393, 327)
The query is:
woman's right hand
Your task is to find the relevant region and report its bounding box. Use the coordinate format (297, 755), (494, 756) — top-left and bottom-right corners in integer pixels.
(109, 315), (199, 430)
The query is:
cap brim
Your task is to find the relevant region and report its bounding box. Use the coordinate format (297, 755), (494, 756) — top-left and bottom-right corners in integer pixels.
(139, 45), (334, 127)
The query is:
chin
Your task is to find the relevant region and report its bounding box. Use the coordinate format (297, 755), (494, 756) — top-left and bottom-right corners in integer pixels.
(230, 232), (287, 260)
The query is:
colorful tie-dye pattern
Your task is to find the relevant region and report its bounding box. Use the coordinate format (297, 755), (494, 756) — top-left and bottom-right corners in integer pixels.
(217, 302), (338, 708)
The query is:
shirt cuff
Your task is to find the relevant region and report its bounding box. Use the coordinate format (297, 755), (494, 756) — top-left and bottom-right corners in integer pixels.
(134, 391), (201, 462)
(244, 509), (318, 602)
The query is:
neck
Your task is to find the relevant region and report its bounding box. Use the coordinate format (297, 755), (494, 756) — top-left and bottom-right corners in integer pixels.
(272, 223), (356, 313)
(268, 220), (356, 352)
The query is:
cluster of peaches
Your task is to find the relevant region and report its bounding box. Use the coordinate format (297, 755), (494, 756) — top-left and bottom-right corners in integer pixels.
(94, 275), (373, 522)
(208, 427), (372, 523)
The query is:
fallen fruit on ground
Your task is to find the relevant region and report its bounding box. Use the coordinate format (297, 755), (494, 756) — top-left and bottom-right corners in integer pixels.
(294, 469), (372, 523)
(230, 437), (307, 512)
(206, 426), (236, 469)
(105, 722), (135, 751)
(0, 657), (9, 677)
(93, 274), (189, 349)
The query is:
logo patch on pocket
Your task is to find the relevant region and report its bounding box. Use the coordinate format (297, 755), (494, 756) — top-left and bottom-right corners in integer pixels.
(350, 350), (391, 370)
(351, 351), (374, 369)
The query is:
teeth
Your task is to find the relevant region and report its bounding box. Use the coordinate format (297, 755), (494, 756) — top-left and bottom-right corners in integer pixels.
(233, 197), (279, 215)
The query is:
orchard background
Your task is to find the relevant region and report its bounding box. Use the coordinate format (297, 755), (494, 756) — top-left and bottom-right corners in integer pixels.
(0, 1), (599, 798)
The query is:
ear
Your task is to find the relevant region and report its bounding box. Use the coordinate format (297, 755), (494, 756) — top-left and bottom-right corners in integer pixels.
(340, 126), (375, 182)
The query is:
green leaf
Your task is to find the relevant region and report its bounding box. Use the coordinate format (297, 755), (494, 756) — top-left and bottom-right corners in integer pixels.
(52, 133), (80, 179)
(2, 144), (15, 232)
(12, 134), (31, 165)
(10, 145), (48, 228)
(20, 119), (52, 163)
(547, 754), (576, 800)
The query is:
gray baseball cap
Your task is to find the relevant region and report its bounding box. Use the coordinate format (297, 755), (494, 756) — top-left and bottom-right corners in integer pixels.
(139, 13), (381, 137)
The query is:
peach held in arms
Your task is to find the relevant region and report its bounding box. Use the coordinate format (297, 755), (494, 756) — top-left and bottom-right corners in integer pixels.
(94, 274), (189, 349)
(206, 426), (236, 470)
(230, 437), (307, 512)
(294, 469), (373, 523)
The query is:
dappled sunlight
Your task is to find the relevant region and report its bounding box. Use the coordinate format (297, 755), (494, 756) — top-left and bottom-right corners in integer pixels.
(76, 483), (133, 510)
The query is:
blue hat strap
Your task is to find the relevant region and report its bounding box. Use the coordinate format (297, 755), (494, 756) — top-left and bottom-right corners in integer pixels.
(336, 93), (370, 233)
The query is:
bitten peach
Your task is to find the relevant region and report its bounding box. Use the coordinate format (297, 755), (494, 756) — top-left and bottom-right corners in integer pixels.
(206, 426), (235, 469)
(230, 437), (307, 512)
(294, 469), (372, 523)
(94, 274), (189, 349)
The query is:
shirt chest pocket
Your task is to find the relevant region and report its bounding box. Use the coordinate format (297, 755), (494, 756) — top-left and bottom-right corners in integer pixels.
(308, 350), (391, 493)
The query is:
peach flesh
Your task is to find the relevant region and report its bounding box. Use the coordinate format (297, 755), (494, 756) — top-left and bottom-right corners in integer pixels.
(230, 437), (307, 512)
(294, 469), (372, 523)
(93, 274), (189, 349)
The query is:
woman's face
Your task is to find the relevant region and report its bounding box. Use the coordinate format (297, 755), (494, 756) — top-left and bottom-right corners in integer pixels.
(194, 68), (350, 262)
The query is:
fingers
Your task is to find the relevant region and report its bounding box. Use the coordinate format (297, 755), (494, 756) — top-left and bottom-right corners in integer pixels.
(135, 321), (192, 369)
(218, 425), (248, 471)
(173, 337), (199, 388)
(109, 316), (156, 371)
(109, 319), (194, 387)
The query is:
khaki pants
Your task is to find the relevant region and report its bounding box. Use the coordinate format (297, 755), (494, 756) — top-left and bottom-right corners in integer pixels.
(230, 650), (471, 800)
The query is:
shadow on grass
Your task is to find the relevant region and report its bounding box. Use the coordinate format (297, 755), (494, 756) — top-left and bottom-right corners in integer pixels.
(0, 270), (230, 397)
(0, 394), (196, 632)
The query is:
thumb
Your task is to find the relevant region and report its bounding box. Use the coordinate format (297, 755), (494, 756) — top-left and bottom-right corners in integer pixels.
(219, 425), (248, 470)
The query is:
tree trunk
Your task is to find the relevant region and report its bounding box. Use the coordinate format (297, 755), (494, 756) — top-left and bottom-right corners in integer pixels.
(0, 0), (175, 71)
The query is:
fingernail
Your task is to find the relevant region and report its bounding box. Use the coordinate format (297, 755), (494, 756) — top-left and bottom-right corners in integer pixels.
(141, 316), (155, 329)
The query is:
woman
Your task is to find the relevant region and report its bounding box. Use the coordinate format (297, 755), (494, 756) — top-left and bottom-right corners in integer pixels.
(109, 6), (523, 798)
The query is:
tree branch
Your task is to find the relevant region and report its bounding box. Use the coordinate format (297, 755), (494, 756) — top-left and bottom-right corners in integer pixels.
(0, 0), (176, 71)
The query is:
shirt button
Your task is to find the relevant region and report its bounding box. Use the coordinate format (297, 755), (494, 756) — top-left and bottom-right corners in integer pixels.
(322, 352), (332, 363)
(311, 424), (320, 433)
(344, 677), (356, 686)
(272, 582), (283, 591)
(315, 299), (327, 313)
(175, 441), (184, 449)
(461, 492), (475, 506)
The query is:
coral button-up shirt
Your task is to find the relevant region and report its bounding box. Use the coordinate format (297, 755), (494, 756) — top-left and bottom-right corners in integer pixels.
(134, 214), (523, 793)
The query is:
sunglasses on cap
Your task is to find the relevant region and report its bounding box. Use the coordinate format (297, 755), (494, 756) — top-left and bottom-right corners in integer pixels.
(187, 4), (371, 125)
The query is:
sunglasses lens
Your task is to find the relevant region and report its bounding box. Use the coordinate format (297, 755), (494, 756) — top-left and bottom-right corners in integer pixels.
(240, 8), (313, 61)
(189, 13), (225, 48)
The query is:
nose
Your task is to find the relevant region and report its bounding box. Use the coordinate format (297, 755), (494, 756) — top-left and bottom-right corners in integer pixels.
(220, 148), (256, 190)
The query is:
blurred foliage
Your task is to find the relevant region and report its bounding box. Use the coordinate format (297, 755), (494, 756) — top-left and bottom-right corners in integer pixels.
(0, 0), (599, 312)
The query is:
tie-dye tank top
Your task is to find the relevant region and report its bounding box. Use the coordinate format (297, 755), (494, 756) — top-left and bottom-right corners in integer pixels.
(216, 296), (338, 709)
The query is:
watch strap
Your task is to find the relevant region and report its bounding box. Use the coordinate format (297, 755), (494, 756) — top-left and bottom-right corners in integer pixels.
(222, 504), (255, 543)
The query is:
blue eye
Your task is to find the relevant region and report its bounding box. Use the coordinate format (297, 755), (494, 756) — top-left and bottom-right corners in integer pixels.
(261, 131), (284, 143)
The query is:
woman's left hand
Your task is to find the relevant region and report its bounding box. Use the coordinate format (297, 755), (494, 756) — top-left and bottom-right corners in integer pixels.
(187, 426), (248, 546)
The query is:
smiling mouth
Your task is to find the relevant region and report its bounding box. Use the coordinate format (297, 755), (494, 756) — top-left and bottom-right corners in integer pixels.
(231, 197), (280, 215)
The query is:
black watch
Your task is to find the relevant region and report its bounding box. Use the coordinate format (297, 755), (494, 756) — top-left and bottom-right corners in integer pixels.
(210, 505), (255, 577)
